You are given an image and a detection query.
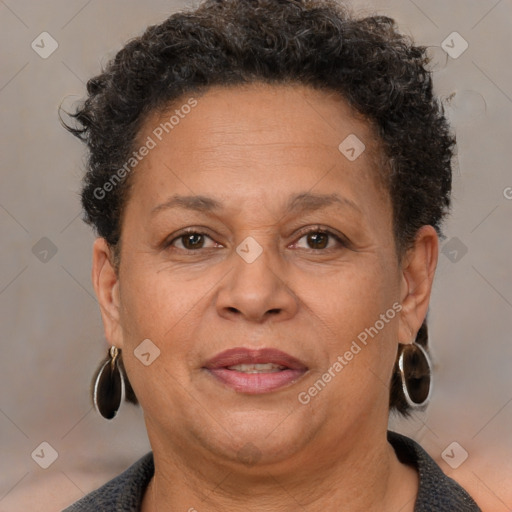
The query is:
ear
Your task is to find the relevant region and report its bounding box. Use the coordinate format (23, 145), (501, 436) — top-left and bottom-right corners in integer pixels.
(92, 238), (124, 349)
(398, 225), (439, 345)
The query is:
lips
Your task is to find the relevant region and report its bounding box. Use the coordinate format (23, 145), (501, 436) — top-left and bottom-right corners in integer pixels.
(203, 348), (308, 394)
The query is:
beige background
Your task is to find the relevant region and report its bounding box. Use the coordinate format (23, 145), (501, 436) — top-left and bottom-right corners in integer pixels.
(0, 0), (511, 510)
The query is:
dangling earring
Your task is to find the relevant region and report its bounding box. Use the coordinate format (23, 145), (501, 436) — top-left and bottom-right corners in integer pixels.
(397, 342), (432, 408)
(92, 346), (124, 419)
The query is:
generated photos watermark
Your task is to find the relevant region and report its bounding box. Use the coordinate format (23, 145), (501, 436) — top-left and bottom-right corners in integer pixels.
(93, 97), (198, 200)
(297, 302), (402, 404)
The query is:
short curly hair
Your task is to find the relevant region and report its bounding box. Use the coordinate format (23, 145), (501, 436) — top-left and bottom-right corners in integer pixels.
(64, 0), (455, 416)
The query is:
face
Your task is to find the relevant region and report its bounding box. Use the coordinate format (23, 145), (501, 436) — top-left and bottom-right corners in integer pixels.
(93, 82), (437, 472)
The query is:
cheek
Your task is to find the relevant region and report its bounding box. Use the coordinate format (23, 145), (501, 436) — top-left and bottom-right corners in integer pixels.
(302, 259), (400, 393)
(304, 261), (398, 337)
(116, 266), (202, 414)
(118, 261), (207, 344)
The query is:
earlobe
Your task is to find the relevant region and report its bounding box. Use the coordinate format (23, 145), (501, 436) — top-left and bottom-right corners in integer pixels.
(92, 238), (123, 347)
(397, 226), (439, 344)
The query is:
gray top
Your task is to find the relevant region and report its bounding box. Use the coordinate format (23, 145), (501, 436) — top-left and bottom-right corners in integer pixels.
(63, 431), (481, 511)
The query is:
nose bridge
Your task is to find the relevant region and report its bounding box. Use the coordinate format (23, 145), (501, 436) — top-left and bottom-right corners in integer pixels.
(216, 234), (297, 322)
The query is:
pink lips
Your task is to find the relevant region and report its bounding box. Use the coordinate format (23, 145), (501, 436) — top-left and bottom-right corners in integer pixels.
(203, 348), (308, 394)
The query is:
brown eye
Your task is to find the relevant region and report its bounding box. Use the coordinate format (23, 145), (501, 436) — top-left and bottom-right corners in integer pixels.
(167, 230), (218, 251)
(295, 228), (345, 251)
(180, 233), (205, 250)
(306, 231), (329, 249)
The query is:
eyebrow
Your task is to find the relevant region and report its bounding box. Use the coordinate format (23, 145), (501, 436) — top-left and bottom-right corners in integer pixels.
(151, 192), (361, 216)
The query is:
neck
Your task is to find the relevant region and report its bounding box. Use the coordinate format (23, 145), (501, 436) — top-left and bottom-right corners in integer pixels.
(141, 425), (418, 512)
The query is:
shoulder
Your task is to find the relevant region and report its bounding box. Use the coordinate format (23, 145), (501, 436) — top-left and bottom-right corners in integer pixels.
(387, 431), (481, 512)
(62, 452), (154, 512)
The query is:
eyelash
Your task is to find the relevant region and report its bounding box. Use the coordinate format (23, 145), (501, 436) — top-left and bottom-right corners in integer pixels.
(165, 226), (347, 253)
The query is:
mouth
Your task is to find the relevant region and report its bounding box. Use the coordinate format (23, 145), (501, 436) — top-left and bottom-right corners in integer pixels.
(225, 363), (287, 373)
(203, 348), (308, 394)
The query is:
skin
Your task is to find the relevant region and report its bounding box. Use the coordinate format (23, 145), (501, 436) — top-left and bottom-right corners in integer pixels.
(92, 82), (438, 511)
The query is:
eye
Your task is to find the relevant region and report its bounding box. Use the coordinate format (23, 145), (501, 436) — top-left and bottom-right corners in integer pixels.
(164, 226), (347, 253)
(294, 227), (346, 251)
(166, 229), (219, 251)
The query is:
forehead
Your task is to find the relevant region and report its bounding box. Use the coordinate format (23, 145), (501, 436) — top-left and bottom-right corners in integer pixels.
(127, 82), (390, 218)
(142, 82), (377, 146)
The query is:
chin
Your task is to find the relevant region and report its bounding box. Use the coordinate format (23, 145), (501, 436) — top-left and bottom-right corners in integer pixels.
(195, 409), (319, 468)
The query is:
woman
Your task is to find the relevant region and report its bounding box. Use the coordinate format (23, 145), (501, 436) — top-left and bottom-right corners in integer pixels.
(62, 0), (481, 510)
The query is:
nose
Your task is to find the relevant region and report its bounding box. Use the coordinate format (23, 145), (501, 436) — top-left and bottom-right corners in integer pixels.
(215, 240), (299, 323)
